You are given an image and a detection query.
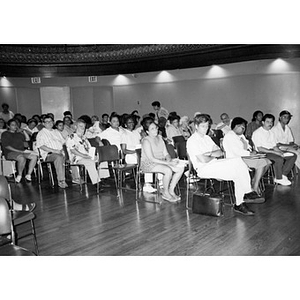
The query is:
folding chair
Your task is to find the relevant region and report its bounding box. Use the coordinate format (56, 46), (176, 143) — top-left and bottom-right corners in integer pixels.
(0, 175), (38, 254)
(62, 145), (87, 191)
(0, 197), (36, 256)
(97, 145), (137, 193)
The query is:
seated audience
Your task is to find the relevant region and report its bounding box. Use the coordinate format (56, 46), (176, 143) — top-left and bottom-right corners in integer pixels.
(86, 115), (103, 139)
(54, 120), (65, 139)
(36, 115), (68, 188)
(101, 113), (110, 130)
(32, 114), (44, 131)
(166, 114), (184, 144)
(223, 117), (271, 197)
(1, 119), (38, 183)
(62, 116), (74, 139)
(97, 114), (124, 150)
(245, 110), (263, 141)
(0, 118), (7, 141)
(271, 110), (300, 171)
(66, 120), (100, 186)
(216, 113), (232, 135)
(187, 114), (262, 216)
(141, 121), (184, 202)
(179, 116), (192, 140)
(252, 113), (297, 186)
(0, 103), (14, 123)
(157, 117), (168, 140)
(120, 115), (141, 164)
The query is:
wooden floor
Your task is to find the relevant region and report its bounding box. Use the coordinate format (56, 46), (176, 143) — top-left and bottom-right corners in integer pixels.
(9, 173), (300, 256)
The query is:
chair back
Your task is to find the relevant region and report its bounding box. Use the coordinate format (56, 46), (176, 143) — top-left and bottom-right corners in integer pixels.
(176, 140), (187, 159)
(97, 145), (119, 163)
(62, 144), (71, 162)
(166, 143), (177, 159)
(87, 138), (99, 147)
(135, 148), (142, 168)
(0, 196), (12, 235)
(0, 175), (10, 200)
(172, 135), (185, 145)
(101, 139), (111, 146)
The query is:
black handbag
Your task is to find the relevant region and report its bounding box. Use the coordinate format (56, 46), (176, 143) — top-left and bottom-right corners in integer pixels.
(192, 188), (224, 217)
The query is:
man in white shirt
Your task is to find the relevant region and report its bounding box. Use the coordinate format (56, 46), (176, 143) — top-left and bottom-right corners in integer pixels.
(216, 113), (231, 135)
(187, 114), (261, 216)
(223, 117), (271, 198)
(36, 115), (68, 188)
(151, 101), (169, 122)
(271, 110), (300, 171)
(252, 113), (296, 186)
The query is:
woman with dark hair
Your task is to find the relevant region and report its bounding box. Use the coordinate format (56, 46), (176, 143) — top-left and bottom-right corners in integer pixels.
(166, 114), (183, 144)
(245, 110), (263, 140)
(97, 114), (124, 150)
(62, 116), (75, 139)
(1, 119), (38, 183)
(141, 120), (184, 202)
(120, 115), (141, 164)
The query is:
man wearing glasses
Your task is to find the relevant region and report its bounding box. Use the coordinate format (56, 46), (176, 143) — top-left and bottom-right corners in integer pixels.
(36, 115), (68, 188)
(271, 110), (300, 172)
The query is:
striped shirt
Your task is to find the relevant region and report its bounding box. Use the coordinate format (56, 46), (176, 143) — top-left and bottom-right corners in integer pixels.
(36, 128), (65, 160)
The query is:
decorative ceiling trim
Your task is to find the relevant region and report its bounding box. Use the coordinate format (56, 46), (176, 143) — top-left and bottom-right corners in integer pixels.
(1, 44), (300, 78)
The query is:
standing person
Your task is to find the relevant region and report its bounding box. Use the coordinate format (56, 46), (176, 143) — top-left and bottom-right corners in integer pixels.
(36, 116), (68, 188)
(66, 120), (100, 186)
(1, 119), (38, 183)
(223, 117), (271, 199)
(271, 110), (300, 171)
(245, 110), (263, 141)
(151, 101), (169, 122)
(0, 103), (14, 123)
(252, 114), (297, 185)
(216, 113), (232, 135)
(141, 121), (184, 202)
(187, 114), (262, 216)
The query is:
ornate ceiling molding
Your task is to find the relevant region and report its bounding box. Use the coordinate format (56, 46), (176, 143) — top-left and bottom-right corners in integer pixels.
(0, 44), (300, 77)
(0, 44), (222, 65)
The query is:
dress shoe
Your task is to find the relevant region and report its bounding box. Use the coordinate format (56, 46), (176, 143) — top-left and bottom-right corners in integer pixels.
(243, 191), (265, 204)
(234, 203), (255, 216)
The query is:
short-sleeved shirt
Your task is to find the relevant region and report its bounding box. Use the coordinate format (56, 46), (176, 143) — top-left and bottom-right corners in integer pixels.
(186, 132), (220, 171)
(223, 130), (251, 158)
(36, 128), (65, 160)
(98, 127), (124, 150)
(166, 124), (183, 143)
(66, 133), (91, 163)
(252, 126), (277, 150)
(1, 131), (25, 158)
(271, 122), (294, 145)
(0, 111), (14, 123)
(120, 129), (141, 164)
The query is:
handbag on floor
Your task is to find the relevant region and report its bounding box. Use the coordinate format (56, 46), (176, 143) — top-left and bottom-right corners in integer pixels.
(192, 187), (224, 217)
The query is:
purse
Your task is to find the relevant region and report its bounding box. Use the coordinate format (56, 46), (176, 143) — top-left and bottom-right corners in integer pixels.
(192, 187), (224, 217)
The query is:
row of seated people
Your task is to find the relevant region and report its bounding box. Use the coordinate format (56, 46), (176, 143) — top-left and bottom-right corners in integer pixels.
(1, 106), (299, 215)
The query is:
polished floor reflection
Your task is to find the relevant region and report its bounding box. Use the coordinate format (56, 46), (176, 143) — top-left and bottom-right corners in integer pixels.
(9, 174), (300, 256)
